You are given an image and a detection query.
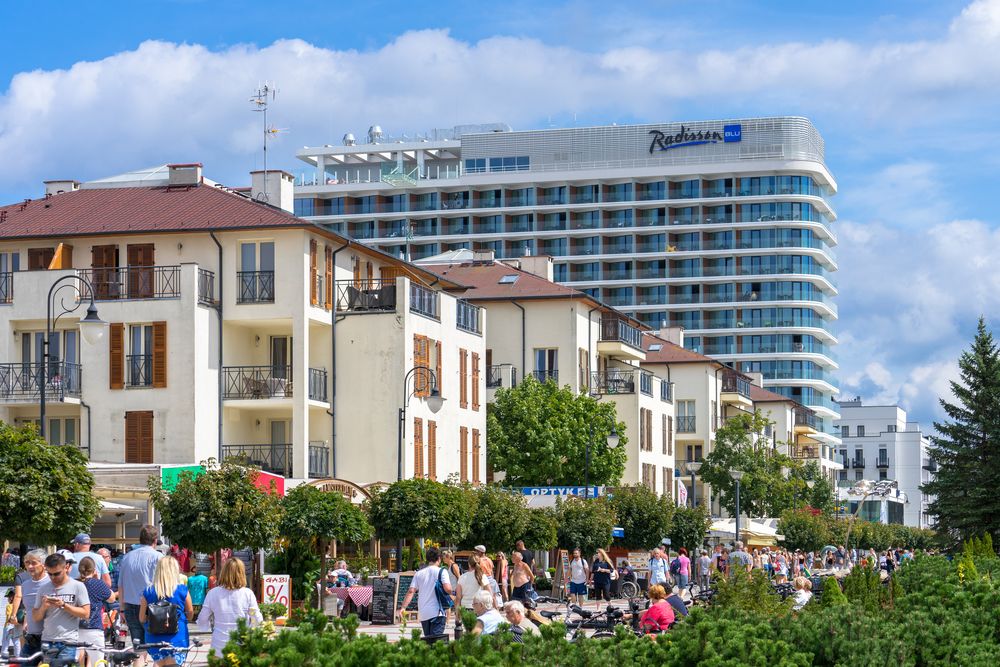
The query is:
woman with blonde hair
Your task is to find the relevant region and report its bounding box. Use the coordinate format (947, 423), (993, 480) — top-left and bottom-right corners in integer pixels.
(138, 556), (193, 666)
(197, 558), (263, 653)
(590, 549), (614, 604)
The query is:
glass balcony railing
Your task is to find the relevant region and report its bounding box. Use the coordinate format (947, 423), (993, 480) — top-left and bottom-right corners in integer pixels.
(636, 241), (667, 253)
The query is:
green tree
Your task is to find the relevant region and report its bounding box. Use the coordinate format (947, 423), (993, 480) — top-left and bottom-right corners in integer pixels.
(778, 509), (830, 552)
(279, 484), (372, 573)
(148, 458), (282, 553)
(608, 484), (674, 550)
(698, 411), (797, 518)
(486, 376), (628, 486)
(521, 507), (558, 551)
(462, 485), (530, 552)
(0, 423), (101, 546)
(366, 478), (475, 544)
(554, 497), (615, 556)
(668, 505), (711, 553)
(924, 318), (1000, 546)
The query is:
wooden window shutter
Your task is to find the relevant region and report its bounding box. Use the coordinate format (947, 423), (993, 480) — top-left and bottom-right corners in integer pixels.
(324, 246), (333, 310)
(309, 240), (318, 305)
(639, 409), (646, 451)
(151, 321), (167, 388)
(460, 426), (468, 482)
(646, 409), (653, 452)
(471, 352), (480, 411)
(427, 421), (437, 481)
(109, 323), (125, 390)
(125, 411), (153, 464)
(472, 428), (481, 484)
(413, 335), (429, 398)
(413, 417), (424, 478)
(578, 348), (589, 391)
(353, 259), (362, 287)
(668, 416), (673, 456)
(459, 349), (468, 409)
(662, 414), (668, 455)
(435, 340), (442, 398)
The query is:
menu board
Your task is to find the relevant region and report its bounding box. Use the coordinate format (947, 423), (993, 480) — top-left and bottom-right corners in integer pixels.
(395, 573), (418, 612)
(550, 549), (570, 599)
(370, 577), (397, 625)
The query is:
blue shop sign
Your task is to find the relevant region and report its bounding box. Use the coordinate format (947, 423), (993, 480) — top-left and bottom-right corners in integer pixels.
(520, 486), (601, 497)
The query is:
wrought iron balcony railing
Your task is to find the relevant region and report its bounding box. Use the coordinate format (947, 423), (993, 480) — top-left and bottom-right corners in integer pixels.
(0, 362), (82, 401)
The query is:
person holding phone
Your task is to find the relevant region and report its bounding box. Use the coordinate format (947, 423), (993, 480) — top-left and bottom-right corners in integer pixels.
(32, 553), (90, 665)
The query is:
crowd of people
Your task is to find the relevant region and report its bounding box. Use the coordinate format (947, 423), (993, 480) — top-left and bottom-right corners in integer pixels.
(1, 526), (261, 665)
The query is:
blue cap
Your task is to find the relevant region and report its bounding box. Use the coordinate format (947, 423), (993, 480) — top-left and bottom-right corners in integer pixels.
(72, 533), (91, 544)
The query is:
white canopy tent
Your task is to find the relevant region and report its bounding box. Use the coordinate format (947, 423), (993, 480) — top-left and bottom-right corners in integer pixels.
(708, 518), (785, 545)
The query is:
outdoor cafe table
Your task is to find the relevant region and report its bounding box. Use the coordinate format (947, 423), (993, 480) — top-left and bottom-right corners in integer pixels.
(330, 585), (374, 609)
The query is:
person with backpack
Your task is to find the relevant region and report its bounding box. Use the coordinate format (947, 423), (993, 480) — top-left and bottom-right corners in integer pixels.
(398, 547), (452, 639)
(138, 556), (192, 666)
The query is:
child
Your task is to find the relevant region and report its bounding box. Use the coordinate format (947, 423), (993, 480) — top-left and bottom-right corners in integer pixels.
(186, 568), (209, 621)
(1, 588), (22, 658)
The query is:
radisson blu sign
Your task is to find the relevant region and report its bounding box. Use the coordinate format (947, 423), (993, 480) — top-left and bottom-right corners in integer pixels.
(648, 123), (742, 153)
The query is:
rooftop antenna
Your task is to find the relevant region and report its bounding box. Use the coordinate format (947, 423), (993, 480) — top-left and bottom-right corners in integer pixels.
(250, 82), (280, 201)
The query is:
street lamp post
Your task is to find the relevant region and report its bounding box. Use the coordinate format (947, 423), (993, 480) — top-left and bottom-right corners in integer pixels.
(686, 461), (702, 508)
(395, 365), (444, 571)
(40, 275), (106, 439)
(584, 411), (619, 500)
(730, 470), (744, 543)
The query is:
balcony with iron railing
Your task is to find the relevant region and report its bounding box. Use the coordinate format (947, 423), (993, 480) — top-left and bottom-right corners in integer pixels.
(197, 269), (217, 307)
(457, 300), (482, 335)
(640, 372), (653, 396)
(590, 370), (636, 394)
(335, 279), (397, 313)
(79, 265), (181, 300)
(599, 316), (644, 358)
(126, 355), (153, 388)
(309, 441), (331, 478)
(236, 271), (275, 304)
(532, 369), (559, 383)
(222, 443), (292, 477)
(0, 272), (12, 304)
(721, 370), (752, 401)
(410, 283), (440, 320)
(0, 362), (82, 401)
(660, 379), (674, 402)
(876, 454), (889, 469)
(308, 368), (328, 402)
(487, 364), (518, 389)
(223, 366), (294, 400)
(852, 457), (866, 469)
(677, 415), (697, 433)
(794, 409), (818, 431)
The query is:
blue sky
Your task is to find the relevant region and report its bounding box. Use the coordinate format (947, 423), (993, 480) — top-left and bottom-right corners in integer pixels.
(2, 0), (998, 429)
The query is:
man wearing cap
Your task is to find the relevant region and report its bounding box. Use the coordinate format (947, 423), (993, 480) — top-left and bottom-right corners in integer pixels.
(473, 546), (494, 577)
(69, 534), (112, 588)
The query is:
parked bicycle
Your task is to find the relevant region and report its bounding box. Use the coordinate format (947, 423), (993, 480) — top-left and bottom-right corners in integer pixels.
(0, 641), (92, 667)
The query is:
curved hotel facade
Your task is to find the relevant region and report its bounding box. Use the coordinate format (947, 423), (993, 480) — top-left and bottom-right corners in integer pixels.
(293, 117), (840, 428)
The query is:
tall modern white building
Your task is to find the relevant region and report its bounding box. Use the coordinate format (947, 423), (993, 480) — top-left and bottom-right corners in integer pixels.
(292, 117), (840, 431)
(833, 398), (936, 528)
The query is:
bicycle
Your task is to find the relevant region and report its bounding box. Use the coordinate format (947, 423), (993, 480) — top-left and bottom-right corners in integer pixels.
(564, 604), (625, 640)
(0, 640), (92, 667)
(96, 638), (202, 667)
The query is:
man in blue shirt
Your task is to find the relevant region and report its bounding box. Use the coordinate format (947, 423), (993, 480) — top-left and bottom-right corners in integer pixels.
(116, 525), (162, 649)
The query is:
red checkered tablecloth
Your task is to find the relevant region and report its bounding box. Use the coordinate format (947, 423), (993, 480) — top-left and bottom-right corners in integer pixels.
(331, 586), (373, 608)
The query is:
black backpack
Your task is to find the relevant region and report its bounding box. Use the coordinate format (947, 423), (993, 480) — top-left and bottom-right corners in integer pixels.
(147, 598), (179, 635)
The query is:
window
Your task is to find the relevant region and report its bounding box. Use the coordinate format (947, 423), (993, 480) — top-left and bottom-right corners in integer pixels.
(677, 400), (696, 432)
(128, 324), (153, 387)
(887, 424), (896, 433)
(498, 274), (519, 284)
(238, 241), (275, 303)
(857, 425), (865, 437)
(879, 470), (888, 481)
(839, 471), (847, 481)
(464, 158), (486, 174)
(413, 417), (424, 478)
(534, 348), (558, 382)
(27, 247), (55, 270)
(841, 425), (849, 437)
(472, 428), (482, 484)
(855, 470), (864, 481)
(686, 444), (703, 462)
(125, 411), (154, 464)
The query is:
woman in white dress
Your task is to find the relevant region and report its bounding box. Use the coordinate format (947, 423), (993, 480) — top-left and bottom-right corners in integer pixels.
(196, 558), (263, 653)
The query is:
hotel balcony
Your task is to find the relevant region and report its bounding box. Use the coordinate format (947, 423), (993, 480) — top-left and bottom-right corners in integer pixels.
(794, 408), (819, 434)
(220, 441), (330, 479)
(876, 455), (889, 469)
(487, 364), (518, 389)
(720, 370), (752, 408)
(222, 365), (328, 403)
(597, 316), (645, 361)
(0, 362), (82, 403)
(335, 279), (397, 313)
(590, 369), (636, 395)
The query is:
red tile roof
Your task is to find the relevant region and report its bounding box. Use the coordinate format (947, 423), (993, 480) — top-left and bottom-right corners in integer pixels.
(0, 184), (306, 239)
(424, 261), (583, 300)
(640, 333), (721, 365)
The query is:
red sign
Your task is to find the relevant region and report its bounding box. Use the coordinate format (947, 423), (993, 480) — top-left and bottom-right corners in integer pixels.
(253, 471), (285, 496)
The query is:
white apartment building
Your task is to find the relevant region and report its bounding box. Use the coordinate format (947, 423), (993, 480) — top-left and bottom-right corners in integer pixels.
(0, 164), (486, 496)
(833, 398), (935, 528)
(292, 116), (840, 435)
(417, 251), (677, 496)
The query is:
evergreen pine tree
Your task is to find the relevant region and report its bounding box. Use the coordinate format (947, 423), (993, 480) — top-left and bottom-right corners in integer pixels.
(922, 317), (1000, 546)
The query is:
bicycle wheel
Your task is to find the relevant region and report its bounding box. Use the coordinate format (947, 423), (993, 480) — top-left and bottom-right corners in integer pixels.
(590, 631), (615, 640)
(620, 581), (640, 598)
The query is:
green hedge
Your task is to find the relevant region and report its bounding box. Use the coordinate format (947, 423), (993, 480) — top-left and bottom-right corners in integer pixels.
(212, 552), (1000, 666)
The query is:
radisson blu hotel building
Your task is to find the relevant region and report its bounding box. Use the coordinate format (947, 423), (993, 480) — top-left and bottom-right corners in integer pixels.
(292, 117), (840, 427)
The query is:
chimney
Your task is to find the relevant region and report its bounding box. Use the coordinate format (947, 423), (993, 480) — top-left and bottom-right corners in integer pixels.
(43, 180), (80, 197)
(657, 326), (685, 347)
(167, 163), (203, 187)
(514, 255), (554, 282)
(250, 170), (294, 213)
(746, 372), (764, 388)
